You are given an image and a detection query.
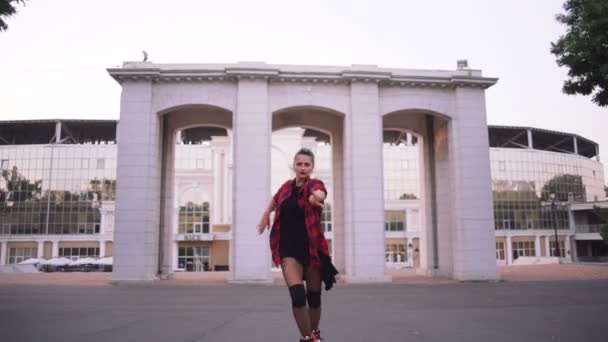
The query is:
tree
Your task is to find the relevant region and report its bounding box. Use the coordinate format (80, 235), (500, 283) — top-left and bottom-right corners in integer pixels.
(399, 193), (418, 200)
(540, 174), (586, 202)
(550, 0), (608, 107)
(592, 206), (608, 244)
(1, 165), (42, 202)
(0, 0), (26, 32)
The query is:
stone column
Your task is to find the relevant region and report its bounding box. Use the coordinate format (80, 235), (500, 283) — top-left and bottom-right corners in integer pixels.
(564, 235), (572, 262)
(231, 77), (272, 283)
(37, 241), (44, 258)
(447, 87), (498, 280)
(534, 235), (541, 257)
(0, 241), (7, 265)
(173, 241), (179, 271)
(211, 148), (221, 224)
(113, 80), (163, 282)
(342, 81), (389, 282)
(331, 128), (346, 273)
(506, 235), (513, 265)
(52, 241), (59, 258)
(545, 236), (551, 257)
(99, 241), (106, 258)
(211, 137), (229, 224)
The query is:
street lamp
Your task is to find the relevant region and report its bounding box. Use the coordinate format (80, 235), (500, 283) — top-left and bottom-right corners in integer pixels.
(549, 193), (561, 258)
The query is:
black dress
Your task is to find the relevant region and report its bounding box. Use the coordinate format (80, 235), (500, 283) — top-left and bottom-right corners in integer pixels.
(279, 184), (309, 266)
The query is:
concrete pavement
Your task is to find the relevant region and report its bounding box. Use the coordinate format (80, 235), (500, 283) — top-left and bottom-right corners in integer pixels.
(1, 278), (607, 342)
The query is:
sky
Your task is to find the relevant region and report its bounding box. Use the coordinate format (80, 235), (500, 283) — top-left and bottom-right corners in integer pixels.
(0, 0), (606, 179)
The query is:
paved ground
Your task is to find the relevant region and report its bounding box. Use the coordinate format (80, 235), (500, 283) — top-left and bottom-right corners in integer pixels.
(1, 265), (608, 341)
(3, 263), (608, 286)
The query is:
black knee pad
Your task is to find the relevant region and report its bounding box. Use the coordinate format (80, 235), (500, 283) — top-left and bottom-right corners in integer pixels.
(289, 284), (307, 307)
(307, 291), (321, 308)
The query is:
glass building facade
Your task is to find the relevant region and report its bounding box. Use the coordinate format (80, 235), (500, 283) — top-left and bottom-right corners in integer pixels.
(0, 144), (116, 236)
(490, 148), (604, 231)
(1, 120), (606, 267)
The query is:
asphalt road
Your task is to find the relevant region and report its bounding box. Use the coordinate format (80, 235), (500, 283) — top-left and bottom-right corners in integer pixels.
(1, 279), (607, 342)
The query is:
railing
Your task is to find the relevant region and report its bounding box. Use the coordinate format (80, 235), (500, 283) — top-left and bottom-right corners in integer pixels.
(575, 224), (605, 234)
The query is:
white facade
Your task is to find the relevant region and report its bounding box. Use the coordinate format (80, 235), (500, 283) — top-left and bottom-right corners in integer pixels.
(108, 61), (500, 283)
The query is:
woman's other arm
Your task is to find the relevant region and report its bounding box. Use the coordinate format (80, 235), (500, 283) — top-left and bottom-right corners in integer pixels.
(257, 197), (276, 234)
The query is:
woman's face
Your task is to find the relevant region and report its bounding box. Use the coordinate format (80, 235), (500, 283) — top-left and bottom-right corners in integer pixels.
(293, 154), (314, 180)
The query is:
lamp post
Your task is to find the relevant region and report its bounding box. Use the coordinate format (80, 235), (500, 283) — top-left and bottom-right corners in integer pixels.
(549, 193), (561, 258)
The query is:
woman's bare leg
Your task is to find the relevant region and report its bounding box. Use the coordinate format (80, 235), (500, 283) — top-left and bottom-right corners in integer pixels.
(305, 266), (322, 332)
(281, 257), (311, 337)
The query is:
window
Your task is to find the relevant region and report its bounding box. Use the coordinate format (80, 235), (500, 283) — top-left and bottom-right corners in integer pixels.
(385, 243), (406, 263)
(385, 210), (406, 232)
(96, 158), (105, 169)
(178, 202), (210, 234)
(496, 242), (505, 260)
(8, 247), (37, 264)
(177, 246), (210, 272)
(512, 241), (536, 258)
(59, 247), (100, 261)
(1, 159), (8, 170)
(549, 240), (565, 257)
(498, 160), (506, 171)
(321, 203), (332, 233)
(383, 134), (420, 200)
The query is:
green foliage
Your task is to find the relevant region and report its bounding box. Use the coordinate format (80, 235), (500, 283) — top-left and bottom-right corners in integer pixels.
(592, 205), (608, 243)
(551, 0), (608, 107)
(0, 0), (26, 31)
(1, 166), (42, 202)
(540, 174), (586, 202)
(399, 193), (418, 200)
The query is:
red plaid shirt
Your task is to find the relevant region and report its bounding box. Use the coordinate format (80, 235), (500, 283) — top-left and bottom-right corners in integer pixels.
(270, 178), (329, 268)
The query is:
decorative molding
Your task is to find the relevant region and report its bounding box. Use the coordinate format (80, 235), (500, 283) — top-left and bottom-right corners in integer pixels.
(107, 63), (498, 89)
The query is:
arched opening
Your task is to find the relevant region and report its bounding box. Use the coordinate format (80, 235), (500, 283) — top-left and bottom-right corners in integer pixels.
(383, 128), (421, 269)
(382, 109), (451, 276)
(158, 105), (233, 276)
(271, 106), (345, 272)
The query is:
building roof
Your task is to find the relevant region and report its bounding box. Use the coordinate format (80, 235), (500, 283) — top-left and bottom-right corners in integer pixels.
(488, 125), (598, 159)
(0, 119), (117, 145)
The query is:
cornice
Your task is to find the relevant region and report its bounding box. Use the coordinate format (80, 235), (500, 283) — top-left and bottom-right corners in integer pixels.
(107, 63), (498, 89)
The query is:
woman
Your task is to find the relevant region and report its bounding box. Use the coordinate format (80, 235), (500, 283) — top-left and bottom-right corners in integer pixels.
(257, 148), (336, 342)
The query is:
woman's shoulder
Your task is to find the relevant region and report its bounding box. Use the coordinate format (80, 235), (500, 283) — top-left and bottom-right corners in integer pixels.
(308, 178), (325, 185)
(278, 179), (293, 190)
(307, 178), (326, 189)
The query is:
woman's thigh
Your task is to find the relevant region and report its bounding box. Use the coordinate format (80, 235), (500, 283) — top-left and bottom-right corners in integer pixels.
(305, 265), (322, 292)
(281, 257), (304, 286)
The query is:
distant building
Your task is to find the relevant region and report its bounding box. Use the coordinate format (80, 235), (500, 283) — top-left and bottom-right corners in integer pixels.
(1, 120), (606, 275)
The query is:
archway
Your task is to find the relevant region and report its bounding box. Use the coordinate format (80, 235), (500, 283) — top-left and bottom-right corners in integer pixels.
(158, 104), (233, 276)
(382, 110), (452, 276)
(271, 106), (345, 272)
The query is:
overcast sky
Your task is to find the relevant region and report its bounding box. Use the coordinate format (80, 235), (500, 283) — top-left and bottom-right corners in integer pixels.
(0, 0), (606, 178)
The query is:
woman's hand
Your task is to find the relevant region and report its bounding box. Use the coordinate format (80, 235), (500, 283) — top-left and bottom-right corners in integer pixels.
(312, 189), (326, 202)
(257, 214), (270, 235)
(308, 194), (325, 209)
